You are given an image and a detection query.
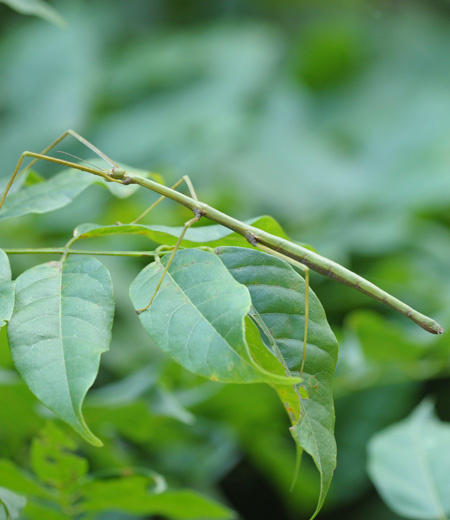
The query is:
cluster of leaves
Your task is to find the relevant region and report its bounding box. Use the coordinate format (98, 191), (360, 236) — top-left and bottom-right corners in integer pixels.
(0, 164), (340, 518)
(0, 421), (233, 519)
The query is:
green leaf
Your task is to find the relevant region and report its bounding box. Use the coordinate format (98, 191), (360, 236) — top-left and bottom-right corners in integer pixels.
(20, 502), (66, 520)
(216, 247), (338, 520)
(31, 422), (88, 491)
(0, 0), (65, 27)
(368, 399), (450, 520)
(0, 250), (14, 330)
(129, 248), (300, 386)
(80, 475), (234, 519)
(74, 215), (291, 249)
(0, 487), (26, 520)
(0, 460), (52, 500)
(0, 162), (156, 223)
(7, 256), (114, 446)
(0, 171), (96, 223)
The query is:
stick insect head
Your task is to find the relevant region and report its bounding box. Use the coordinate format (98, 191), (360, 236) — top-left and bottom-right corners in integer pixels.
(110, 167), (127, 179)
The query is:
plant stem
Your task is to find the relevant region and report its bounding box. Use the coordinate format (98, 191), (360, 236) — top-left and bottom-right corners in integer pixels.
(4, 248), (158, 257)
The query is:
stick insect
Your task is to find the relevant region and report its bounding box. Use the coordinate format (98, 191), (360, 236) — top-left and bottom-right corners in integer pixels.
(0, 130), (444, 370)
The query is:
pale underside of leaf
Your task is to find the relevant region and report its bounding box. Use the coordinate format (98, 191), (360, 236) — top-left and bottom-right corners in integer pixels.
(7, 256), (114, 446)
(216, 246), (338, 520)
(129, 248), (298, 386)
(368, 399), (450, 520)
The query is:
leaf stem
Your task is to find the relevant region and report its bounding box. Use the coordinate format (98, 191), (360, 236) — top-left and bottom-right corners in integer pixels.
(3, 248), (159, 257)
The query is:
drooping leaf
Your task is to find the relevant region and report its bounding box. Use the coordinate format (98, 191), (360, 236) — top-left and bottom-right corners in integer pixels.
(80, 475), (234, 519)
(129, 248), (300, 386)
(216, 246), (338, 519)
(7, 256), (114, 446)
(0, 487), (26, 520)
(74, 215), (292, 249)
(0, 0), (65, 27)
(0, 250), (14, 329)
(368, 399), (450, 520)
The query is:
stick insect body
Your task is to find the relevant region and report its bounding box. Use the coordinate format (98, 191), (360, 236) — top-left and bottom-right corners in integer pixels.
(0, 130), (444, 337)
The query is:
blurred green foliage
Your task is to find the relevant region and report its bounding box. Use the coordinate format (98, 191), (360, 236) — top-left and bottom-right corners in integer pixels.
(0, 0), (449, 519)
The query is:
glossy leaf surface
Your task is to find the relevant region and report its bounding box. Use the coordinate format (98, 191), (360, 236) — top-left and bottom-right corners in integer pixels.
(130, 248), (300, 386)
(7, 256), (114, 445)
(216, 246), (338, 519)
(0, 250), (14, 330)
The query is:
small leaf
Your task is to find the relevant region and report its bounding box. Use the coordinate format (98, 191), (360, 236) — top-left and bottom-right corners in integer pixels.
(0, 460), (52, 500)
(7, 256), (114, 446)
(0, 487), (26, 520)
(80, 475), (234, 519)
(0, 0), (65, 27)
(0, 250), (14, 329)
(216, 247), (338, 519)
(130, 249), (300, 386)
(368, 399), (450, 520)
(0, 162), (154, 223)
(0, 171), (96, 223)
(74, 215), (292, 249)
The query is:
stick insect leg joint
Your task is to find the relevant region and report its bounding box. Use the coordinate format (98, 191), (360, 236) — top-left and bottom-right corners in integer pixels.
(245, 232), (258, 247)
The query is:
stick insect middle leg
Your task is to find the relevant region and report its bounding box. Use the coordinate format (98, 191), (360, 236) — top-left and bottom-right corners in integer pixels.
(134, 175), (201, 313)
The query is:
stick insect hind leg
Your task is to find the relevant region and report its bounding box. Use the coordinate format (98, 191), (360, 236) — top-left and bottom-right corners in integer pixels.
(257, 244), (310, 377)
(0, 129), (125, 211)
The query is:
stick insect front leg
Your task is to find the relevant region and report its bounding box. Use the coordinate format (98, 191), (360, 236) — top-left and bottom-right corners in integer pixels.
(0, 129), (125, 210)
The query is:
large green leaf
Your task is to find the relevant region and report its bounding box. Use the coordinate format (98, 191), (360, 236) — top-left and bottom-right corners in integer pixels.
(0, 250), (14, 330)
(80, 476), (234, 519)
(7, 256), (114, 446)
(368, 399), (450, 520)
(0, 0), (65, 27)
(74, 215), (291, 248)
(216, 246), (338, 519)
(129, 248), (300, 386)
